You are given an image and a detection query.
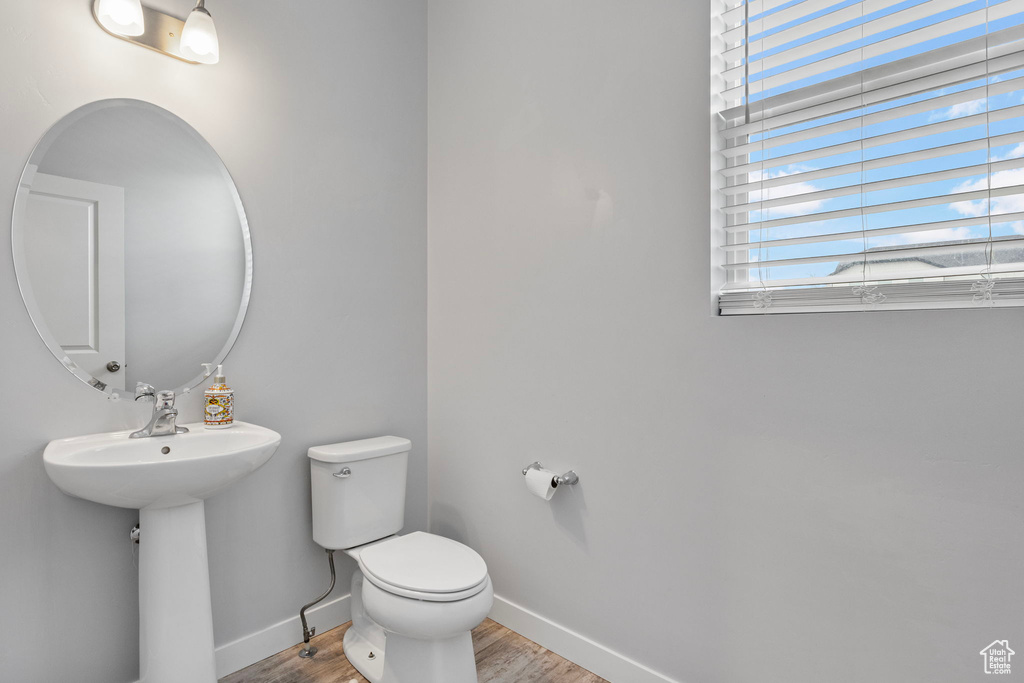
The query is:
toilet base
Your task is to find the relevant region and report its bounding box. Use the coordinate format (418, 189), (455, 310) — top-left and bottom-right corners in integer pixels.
(343, 624), (385, 683)
(343, 626), (478, 683)
(380, 631), (478, 683)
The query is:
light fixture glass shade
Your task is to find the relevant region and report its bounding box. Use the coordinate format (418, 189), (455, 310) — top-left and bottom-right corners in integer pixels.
(96, 0), (145, 36)
(180, 8), (219, 64)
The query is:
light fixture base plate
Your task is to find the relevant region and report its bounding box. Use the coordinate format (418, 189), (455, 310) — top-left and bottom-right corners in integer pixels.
(92, 1), (200, 64)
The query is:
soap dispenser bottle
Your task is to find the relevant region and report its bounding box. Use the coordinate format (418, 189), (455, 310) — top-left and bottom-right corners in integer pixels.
(202, 364), (234, 429)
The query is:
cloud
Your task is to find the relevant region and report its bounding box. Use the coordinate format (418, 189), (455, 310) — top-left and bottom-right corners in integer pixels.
(949, 167), (1024, 218)
(992, 143), (1024, 162)
(873, 226), (976, 247)
(928, 98), (986, 122)
(749, 166), (827, 217)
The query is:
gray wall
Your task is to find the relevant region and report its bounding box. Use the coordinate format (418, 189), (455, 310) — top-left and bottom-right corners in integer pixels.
(427, 2), (1024, 682)
(0, 1), (426, 681)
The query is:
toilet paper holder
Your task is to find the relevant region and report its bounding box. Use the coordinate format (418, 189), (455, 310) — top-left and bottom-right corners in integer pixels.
(522, 461), (579, 487)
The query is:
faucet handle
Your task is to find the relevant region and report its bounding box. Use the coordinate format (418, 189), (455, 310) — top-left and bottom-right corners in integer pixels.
(155, 390), (176, 410)
(135, 383), (155, 401)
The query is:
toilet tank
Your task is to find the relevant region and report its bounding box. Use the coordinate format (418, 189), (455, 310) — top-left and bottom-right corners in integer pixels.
(308, 436), (411, 550)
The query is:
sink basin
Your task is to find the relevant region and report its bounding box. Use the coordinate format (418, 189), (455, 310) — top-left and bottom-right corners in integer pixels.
(43, 420), (281, 683)
(44, 421), (281, 509)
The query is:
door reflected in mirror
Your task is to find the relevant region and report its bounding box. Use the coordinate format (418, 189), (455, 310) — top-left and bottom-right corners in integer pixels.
(12, 99), (251, 397)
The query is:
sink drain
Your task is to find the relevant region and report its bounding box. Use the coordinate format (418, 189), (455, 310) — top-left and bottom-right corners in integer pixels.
(161, 446), (171, 454)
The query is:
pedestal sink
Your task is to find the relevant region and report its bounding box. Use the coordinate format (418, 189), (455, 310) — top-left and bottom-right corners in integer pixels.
(44, 421), (281, 683)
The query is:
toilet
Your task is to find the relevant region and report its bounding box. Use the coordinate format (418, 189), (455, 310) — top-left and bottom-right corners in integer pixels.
(308, 436), (493, 683)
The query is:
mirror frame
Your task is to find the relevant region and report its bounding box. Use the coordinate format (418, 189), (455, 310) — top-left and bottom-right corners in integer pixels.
(11, 99), (253, 399)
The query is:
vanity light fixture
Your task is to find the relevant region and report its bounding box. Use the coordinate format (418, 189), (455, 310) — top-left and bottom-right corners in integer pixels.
(180, 0), (220, 65)
(91, 0), (220, 65)
(95, 0), (145, 36)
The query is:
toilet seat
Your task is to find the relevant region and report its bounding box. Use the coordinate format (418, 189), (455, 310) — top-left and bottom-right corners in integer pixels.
(356, 532), (489, 602)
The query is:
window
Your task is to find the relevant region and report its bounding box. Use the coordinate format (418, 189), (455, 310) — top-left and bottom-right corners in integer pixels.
(712, 0), (1024, 314)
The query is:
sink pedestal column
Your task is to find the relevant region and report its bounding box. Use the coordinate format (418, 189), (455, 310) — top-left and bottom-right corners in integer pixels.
(139, 500), (217, 683)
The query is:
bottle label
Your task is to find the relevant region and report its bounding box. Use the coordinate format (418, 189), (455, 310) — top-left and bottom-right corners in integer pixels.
(205, 392), (234, 426)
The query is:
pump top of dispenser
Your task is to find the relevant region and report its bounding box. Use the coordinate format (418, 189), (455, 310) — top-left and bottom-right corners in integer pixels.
(202, 363), (227, 384)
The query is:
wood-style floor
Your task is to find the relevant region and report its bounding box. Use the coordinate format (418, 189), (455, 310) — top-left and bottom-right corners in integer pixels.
(220, 619), (608, 683)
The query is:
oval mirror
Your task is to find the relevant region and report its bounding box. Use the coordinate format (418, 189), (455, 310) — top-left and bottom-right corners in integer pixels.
(12, 99), (251, 398)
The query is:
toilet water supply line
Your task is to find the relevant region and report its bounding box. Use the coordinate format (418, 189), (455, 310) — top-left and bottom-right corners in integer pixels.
(298, 548), (336, 658)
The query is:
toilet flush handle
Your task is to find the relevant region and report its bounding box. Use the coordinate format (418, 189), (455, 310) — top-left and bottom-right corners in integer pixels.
(333, 467), (352, 479)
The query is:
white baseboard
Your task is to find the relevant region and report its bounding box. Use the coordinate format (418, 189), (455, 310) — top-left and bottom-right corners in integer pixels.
(488, 595), (681, 683)
(154, 590), (675, 682)
(214, 594), (352, 678)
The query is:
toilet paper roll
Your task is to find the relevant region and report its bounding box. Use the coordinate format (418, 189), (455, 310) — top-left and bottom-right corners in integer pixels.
(525, 467), (558, 500)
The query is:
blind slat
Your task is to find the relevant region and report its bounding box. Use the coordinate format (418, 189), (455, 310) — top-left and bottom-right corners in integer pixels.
(751, 4), (866, 55)
(721, 211), (1024, 251)
(724, 75), (1024, 160)
(752, 0), (969, 68)
(722, 102), (1024, 159)
(724, 157), (1024, 216)
(723, 41), (1024, 136)
(721, 23), (1024, 119)
(722, 133), (1024, 194)
(751, 0), (910, 37)
(724, 182), (1024, 233)
(720, 276), (1024, 314)
(722, 4), (747, 28)
(750, 4), (1021, 95)
(720, 261), (1024, 290)
(725, 236), (1024, 270)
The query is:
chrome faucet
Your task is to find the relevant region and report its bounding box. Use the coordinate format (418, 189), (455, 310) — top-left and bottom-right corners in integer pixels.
(130, 387), (189, 439)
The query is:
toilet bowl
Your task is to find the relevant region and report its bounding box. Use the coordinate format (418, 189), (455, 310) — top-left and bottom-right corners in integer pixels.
(307, 438), (492, 683)
(343, 532), (493, 683)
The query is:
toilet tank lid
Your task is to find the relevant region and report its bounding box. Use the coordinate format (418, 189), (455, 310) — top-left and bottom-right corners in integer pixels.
(308, 436), (411, 463)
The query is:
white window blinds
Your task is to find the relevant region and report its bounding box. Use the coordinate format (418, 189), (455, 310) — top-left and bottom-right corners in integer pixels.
(712, 0), (1024, 314)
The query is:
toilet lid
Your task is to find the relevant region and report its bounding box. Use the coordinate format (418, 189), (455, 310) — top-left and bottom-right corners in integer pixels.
(358, 531), (488, 594)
